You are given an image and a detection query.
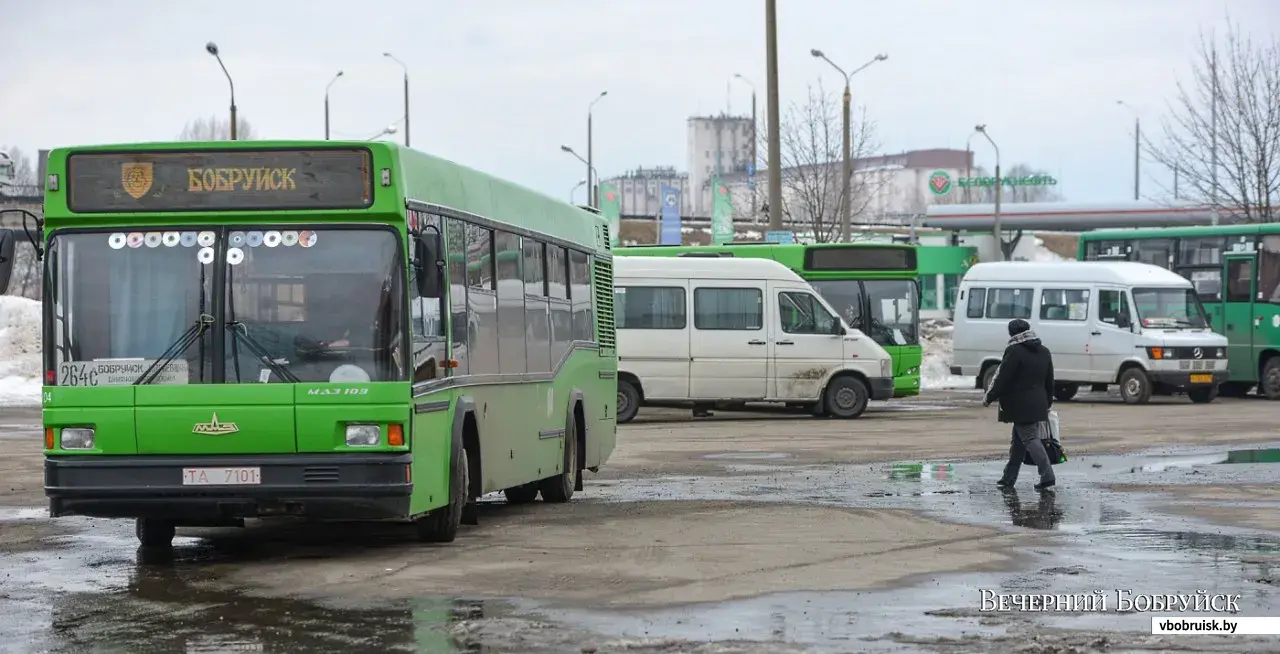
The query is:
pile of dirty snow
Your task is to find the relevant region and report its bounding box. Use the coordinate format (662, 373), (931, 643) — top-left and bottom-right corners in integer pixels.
(0, 296), (42, 406)
(920, 318), (975, 390)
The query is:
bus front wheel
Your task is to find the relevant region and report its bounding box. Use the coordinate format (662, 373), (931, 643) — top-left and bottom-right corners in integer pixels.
(136, 518), (175, 549)
(418, 443), (469, 543)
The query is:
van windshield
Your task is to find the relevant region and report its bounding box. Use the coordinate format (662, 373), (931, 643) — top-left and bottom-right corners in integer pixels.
(1132, 287), (1209, 329)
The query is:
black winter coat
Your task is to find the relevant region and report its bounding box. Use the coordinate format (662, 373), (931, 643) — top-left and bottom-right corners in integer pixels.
(984, 339), (1055, 424)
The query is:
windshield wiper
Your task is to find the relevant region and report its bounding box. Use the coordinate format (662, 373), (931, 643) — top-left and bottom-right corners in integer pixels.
(226, 322), (301, 383)
(134, 314), (215, 385)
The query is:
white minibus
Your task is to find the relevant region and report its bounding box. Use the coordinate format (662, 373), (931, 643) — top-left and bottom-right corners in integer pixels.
(952, 261), (1228, 404)
(613, 256), (894, 422)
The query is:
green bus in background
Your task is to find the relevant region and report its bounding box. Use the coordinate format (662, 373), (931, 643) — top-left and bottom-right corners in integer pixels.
(617, 242), (923, 397)
(1079, 224), (1280, 399)
(0, 140), (617, 548)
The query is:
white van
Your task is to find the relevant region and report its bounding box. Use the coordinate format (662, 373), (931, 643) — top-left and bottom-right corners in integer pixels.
(613, 256), (895, 422)
(951, 261), (1229, 404)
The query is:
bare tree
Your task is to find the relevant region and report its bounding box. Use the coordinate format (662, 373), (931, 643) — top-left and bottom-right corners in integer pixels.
(1145, 18), (1280, 221)
(930, 163), (1064, 206)
(178, 115), (257, 141)
(0, 145), (37, 190)
(0, 146), (42, 298)
(765, 80), (883, 242)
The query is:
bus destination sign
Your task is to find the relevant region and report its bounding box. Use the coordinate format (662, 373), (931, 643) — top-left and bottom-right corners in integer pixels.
(66, 148), (374, 213)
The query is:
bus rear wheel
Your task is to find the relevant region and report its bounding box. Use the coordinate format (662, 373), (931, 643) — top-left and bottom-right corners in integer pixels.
(1262, 358), (1280, 400)
(418, 444), (469, 543)
(136, 518), (175, 549)
(539, 414), (578, 503)
(504, 483), (539, 505)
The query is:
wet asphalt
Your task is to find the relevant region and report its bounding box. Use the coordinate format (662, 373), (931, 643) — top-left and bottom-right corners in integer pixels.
(3, 399), (1280, 652)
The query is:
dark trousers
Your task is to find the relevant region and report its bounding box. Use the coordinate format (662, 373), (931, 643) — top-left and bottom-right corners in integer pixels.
(1000, 422), (1055, 486)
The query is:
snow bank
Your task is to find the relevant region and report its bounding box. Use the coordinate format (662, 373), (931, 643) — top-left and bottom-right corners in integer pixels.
(0, 296), (42, 407)
(920, 318), (975, 390)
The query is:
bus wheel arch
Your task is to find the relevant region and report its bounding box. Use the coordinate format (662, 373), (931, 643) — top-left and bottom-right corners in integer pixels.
(458, 400), (482, 525)
(617, 372), (643, 423)
(573, 399), (587, 492)
(541, 391), (583, 503)
(1259, 351), (1280, 400)
(822, 371), (871, 419)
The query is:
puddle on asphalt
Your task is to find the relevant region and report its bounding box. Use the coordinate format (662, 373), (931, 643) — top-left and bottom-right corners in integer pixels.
(702, 452), (791, 461)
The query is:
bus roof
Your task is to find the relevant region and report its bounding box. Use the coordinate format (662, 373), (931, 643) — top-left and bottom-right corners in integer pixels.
(1080, 223), (1278, 240)
(614, 255), (806, 282)
(617, 241), (917, 277)
(963, 261), (1192, 287)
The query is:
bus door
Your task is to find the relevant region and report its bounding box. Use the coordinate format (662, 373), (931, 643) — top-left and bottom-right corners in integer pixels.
(1223, 253), (1258, 382)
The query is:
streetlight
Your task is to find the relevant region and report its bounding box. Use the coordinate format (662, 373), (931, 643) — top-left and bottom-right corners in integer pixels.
(733, 73), (758, 221)
(972, 124), (1004, 260)
(383, 52), (409, 147)
(205, 42), (237, 140)
(324, 71), (344, 140)
(810, 49), (888, 242)
(367, 125), (398, 141)
(569, 179), (586, 204)
(1117, 100), (1141, 201)
(560, 145), (598, 188)
(586, 91), (608, 208)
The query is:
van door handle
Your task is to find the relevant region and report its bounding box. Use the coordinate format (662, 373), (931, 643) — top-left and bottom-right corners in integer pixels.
(1090, 330), (1101, 336)
(777, 340), (794, 345)
(747, 339), (766, 345)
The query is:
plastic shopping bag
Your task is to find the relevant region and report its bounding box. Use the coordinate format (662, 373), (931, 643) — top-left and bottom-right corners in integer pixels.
(1023, 413), (1068, 465)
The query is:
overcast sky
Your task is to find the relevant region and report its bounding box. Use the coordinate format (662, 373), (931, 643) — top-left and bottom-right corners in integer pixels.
(2, 0), (1277, 205)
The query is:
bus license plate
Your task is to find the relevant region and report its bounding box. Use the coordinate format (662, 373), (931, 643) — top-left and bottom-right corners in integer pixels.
(182, 467), (261, 486)
(1189, 373), (1214, 384)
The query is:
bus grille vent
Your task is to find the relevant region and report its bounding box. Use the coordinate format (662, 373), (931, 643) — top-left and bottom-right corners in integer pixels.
(593, 256), (616, 352)
(601, 224), (612, 250)
(303, 467), (341, 483)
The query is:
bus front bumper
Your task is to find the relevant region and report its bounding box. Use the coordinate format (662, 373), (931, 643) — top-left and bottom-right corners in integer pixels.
(870, 376), (896, 401)
(1148, 369), (1229, 391)
(45, 453), (413, 522)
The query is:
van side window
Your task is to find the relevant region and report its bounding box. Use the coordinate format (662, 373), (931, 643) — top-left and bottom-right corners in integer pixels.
(1098, 290), (1132, 327)
(986, 288), (1033, 319)
(966, 288), (986, 318)
(778, 291), (837, 334)
(1040, 289), (1089, 321)
(615, 286), (686, 329)
(694, 288), (762, 330)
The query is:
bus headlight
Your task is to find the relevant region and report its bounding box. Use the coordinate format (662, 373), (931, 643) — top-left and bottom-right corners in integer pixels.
(880, 359), (892, 378)
(61, 428), (95, 450)
(345, 424), (380, 447)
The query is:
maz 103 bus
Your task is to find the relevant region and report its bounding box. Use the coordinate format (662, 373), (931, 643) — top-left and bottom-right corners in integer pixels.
(616, 242), (922, 397)
(1079, 224), (1280, 399)
(0, 141), (618, 548)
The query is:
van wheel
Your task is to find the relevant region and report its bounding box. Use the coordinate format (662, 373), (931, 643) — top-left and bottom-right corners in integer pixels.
(503, 483), (539, 504)
(1188, 385), (1218, 404)
(539, 413), (578, 503)
(824, 376), (869, 419)
(136, 518), (175, 549)
(617, 379), (640, 423)
(981, 365), (999, 393)
(418, 443), (469, 543)
(1053, 383), (1079, 402)
(1261, 358), (1280, 400)
(1118, 368), (1152, 405)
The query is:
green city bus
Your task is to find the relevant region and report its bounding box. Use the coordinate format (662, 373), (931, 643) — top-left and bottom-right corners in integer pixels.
(917, 244), (979, 317)
(617, 242), (922, 397)
(1079, 224), (1280, 399)
(0, 140), (618, 548)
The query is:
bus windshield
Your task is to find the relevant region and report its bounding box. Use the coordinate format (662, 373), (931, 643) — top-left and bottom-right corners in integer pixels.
(808, 278), (919, 347)
(1132, 287), (1210, 329)
(46, 227), (405, 386)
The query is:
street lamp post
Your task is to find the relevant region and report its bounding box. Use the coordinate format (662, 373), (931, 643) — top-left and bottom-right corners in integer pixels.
(324, 71), (343, 140)
(764, 0), (783, 231)
(1116, 100), (1140, 201)
(205, 42), (237, 140)
(587, 91), (608, 208)
(809, 50), (887, 242)
(973, 125), (1003, 260)
(383, 53), (410, 147)
(733, 73), (758, 221)
(569, 179), (586, 204)
(560, 145), (598, 198)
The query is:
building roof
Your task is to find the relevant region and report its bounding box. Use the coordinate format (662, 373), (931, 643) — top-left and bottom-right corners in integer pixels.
(963, 261), (1192, 287)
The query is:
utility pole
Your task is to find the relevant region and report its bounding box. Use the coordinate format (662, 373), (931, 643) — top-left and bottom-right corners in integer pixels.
(733, 73), (758, 221)
(1133, 115), (1140, 201)
(765, 0), (783, 231)
(974, 125), (1003, 261)
(587, 91), (608, 208)
(324, 71), (343, 140)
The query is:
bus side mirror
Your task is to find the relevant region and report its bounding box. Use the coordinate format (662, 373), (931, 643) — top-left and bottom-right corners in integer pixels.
(0, 229), (16, 296)
(414, 232), (443, 298)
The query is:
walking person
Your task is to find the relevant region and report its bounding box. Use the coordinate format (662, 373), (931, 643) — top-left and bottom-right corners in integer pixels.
(983, 318), (1057, 490)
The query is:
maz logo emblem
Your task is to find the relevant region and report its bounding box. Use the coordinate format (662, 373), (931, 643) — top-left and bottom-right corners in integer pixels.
(193, 413), (240, 436)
